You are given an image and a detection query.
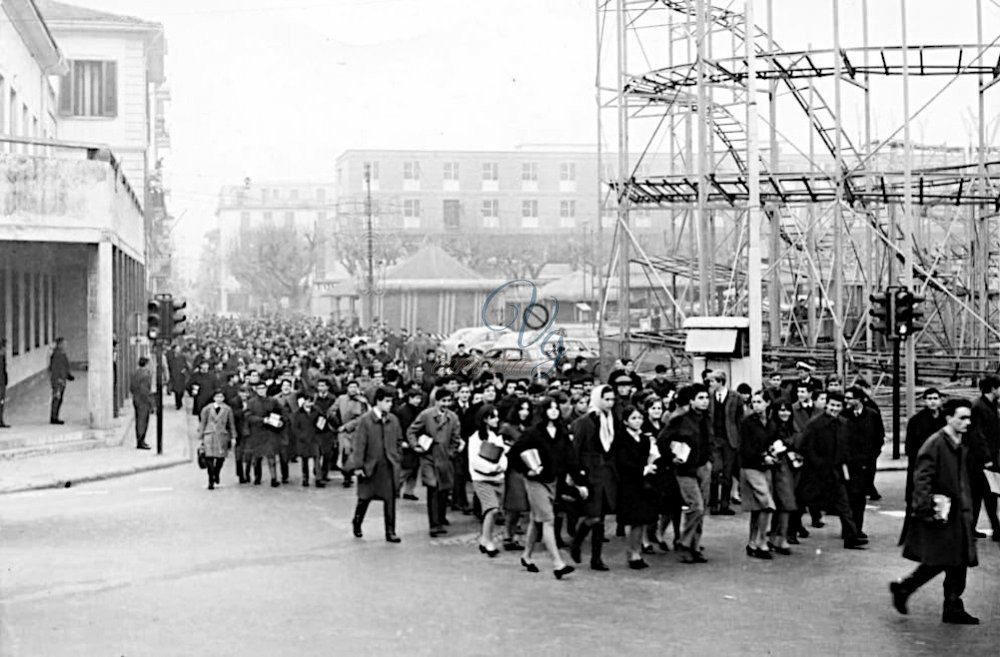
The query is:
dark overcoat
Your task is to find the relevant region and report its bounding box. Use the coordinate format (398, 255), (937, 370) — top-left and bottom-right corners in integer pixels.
(292, 407), (320, 458)
(571, 411), (618, 517)
(346, 410), (403, 502)
(614, 428), (657, 526)
(407, 407), (462, 489)
(245, 394), (281, 459)
(901, 428), (978, 568)
(798, 413), (845, 510)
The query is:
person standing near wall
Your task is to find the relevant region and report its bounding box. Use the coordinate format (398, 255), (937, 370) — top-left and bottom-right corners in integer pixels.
(49, 337), (74, 425)
(0, 337), (9, 428)
(130, 357), (153, 450)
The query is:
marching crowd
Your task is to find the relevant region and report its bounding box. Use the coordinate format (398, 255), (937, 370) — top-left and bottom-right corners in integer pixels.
(161, 315), (997, 622)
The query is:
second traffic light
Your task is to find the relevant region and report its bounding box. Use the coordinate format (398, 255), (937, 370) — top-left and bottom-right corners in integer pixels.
(894, 288), (925, 340)
(171, 298), (187, 339)
(147, 299), (165, 341)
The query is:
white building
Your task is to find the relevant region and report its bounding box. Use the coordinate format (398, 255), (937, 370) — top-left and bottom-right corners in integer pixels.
(215, 181), (337, 315)
(0, 0), (146, 429)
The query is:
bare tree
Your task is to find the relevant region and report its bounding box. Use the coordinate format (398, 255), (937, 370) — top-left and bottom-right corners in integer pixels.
(226, 224), (319, 312)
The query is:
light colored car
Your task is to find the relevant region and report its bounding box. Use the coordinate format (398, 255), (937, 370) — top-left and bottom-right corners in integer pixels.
(439, 326), (510, 358)
(481, 346), (562, 381)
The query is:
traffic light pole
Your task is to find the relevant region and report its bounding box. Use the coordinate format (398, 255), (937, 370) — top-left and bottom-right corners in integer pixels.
(892, 336), (901, 460)
(155, 340), (164, 455)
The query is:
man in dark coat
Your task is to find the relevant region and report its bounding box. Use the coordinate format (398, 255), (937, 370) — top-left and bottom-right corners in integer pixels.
(663, 383), (714, 563)
(569, 384), (619, 570)
(969, 375), (1000, 542)
(166, 344), (189, 410)
(187, 361), (214, 418)
(393, 386), (425, 501)
(130, 357), (153, 450)
(48, 337), (74, 424)
(347, 388), (403, 543)
(707, 371), (743, 515)
(841, 386), (885, 538)
(891, 398), (980, 624)
(799, 392), (867, 549)
(0, 337), (9, 428)
(899, 388), (946, 545)
(407, 388), (462, 537)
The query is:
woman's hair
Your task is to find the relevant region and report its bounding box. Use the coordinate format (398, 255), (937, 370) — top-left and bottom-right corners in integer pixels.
(770, 400), (794, 423)
(622, 404), (643, 424)
(505, 398), (532, 425)
(643, 395), (663, 414)
(475, 404), (499, 441)
(533, 395), (562, 426)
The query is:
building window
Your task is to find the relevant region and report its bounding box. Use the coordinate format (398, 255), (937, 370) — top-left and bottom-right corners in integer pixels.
(364, 161), (380, 180)
(290, 189), (299, 201)
(403, 161), (421, 180)
(482, 162), (499, 181)
(560, 163), (576, 181)
(262, 211), (273, 225)
(521, 162), (538, 181)
(481, 199), (499, 228)
(560, 200), (576, 219)
(59, 60), (117, 117)
(403, 199), (421, 229)
(443, 200), (461, 230)
(273, 188), (280, 200)
(261, 188), (269, 203)
(522, 200), (539, 229)
(316, 188), (326, 203)
(443, 162), (460, 180)
(284, 211), (295, 229)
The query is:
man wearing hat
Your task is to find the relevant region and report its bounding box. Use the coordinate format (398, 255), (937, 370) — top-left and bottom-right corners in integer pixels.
(130, 357), (153, 450)
(784, 361), (823, 403)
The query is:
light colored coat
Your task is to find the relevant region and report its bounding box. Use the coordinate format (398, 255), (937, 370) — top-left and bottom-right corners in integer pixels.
(407, 406), (462, 489)
(198, 403), (237, 458)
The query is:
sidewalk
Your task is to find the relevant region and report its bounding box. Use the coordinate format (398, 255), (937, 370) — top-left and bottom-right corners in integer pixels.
(0, 402), (193, 495)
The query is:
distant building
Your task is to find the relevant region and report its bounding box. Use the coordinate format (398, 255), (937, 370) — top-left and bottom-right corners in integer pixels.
(214, 181), (337, 315)
(0, 0), (146, 428)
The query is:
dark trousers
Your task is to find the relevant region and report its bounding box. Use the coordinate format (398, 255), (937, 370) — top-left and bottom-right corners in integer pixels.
(399, 458), (418, 496)
(0, 385), (8, 424)
(301, 456), (318, 483)
(173, 390), (183, 410)
(848, 464), (869, 534)
(354, 497), (397, 537)
(425, 487), (449, 529)
(571, 518), (606, 566)
(206, 457), (225, 486)
(710, 442), (737, 510)
(972, 470), (1000, 535)
(830, 478), (860, 543)
(866, 458), (879, 496)
(900, 564), (968, 605)
(317, 434), (335, 481)
(50, 379), (66, 421)
(134, 401), (151, 444)
(234, 440), (247, 481)
(450, 454), (470, 510)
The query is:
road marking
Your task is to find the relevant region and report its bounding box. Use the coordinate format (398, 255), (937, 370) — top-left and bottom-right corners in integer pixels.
(138, 487), (174, 493)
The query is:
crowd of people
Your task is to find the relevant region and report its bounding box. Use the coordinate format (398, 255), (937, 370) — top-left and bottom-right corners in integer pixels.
(160, 315), (996, 620)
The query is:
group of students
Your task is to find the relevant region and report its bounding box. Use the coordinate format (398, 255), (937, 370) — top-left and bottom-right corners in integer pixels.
(177, 317), (997, 610)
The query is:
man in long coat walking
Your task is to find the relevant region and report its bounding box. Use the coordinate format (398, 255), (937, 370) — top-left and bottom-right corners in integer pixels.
(130, 357), (153, 450)
(347, 388), (403, 543)
(407, 388), (462, 537)
(891, 398), (981, 625)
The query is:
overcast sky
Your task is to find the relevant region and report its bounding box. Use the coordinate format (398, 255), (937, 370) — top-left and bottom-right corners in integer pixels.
(60, 0), (1000, 275)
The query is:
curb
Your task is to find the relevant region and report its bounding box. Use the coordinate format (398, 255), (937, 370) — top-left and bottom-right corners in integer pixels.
(0, 455), (190, 496)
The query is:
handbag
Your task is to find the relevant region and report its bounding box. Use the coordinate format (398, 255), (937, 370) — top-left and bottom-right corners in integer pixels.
(197, 445), (207, 469)
(479, 441), (503, 464)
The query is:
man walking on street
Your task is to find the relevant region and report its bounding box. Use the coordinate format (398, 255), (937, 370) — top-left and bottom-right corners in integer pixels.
(49, 337), (74, 425)
(347, 388), (403, 543)
(664, 384), (714, 563)
(891, 398), (981, 625)
(407, 388), (462, 537)
(131, 357), (153, 450)
(969, 375), (1000, 542)
(842, 386), (884, 539)
(0, 337), (9, 428)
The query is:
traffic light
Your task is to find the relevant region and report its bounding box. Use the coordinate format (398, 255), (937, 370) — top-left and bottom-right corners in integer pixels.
(869, 289), (895, 336)
(171, 298), (187, 339)
(147, 299), (164, 341)
(894, 288), (925, 340)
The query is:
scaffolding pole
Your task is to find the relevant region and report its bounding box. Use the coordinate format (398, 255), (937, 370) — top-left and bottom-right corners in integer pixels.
(746, 0), (763, 387)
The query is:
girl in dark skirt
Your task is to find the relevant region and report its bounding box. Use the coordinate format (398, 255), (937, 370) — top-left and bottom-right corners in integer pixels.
(499, 399), (532, 550)
(768, 401), (798, 555)
(739, 391), (778, 559)
(616, 405), (660, 569)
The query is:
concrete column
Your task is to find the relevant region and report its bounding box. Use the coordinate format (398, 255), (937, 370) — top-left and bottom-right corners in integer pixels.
(3, 262), (10, 349)
(87, 241), (114, 429)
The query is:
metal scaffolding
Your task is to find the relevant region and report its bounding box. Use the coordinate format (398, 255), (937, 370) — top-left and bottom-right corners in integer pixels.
(596, 0), (1000, 401)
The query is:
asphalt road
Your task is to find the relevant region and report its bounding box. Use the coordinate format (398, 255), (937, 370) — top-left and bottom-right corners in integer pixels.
(2, 462), (998, 656)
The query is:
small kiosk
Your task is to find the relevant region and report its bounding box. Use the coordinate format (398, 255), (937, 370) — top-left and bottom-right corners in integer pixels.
(683, 317), (752, 387)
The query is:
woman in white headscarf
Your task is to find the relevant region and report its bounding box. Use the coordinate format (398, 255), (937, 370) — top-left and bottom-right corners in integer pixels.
(567, 384), (619, 571)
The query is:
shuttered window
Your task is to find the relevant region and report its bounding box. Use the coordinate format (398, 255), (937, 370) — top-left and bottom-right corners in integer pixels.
(59, 61), (118, 118)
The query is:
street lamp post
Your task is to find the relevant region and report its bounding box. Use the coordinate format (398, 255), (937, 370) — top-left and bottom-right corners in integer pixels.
(364, 164), (374, 329)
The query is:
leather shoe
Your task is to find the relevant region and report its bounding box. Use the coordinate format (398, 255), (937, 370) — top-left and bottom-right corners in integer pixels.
(857, 531), (868, 539)
(942, 609), (980, 625)
(402, 493), (419, 501)
(590, 561), (610, 571)
(844, 540), (867, 550)
(50, 419), (65, 425)
(429, 527), (447, 537)
(352, 519), (363, 538)
(521, 558), (540, 573)
(787, 536), (801, 545)
(137, 442), (151, 450)
(0, 422), (10, 428)
(503, 540), (524, 552)
(553, 565), (575, 579)
(385, 534), (402, 543)
(628, 558), (649, 570)
(889, 581), (909, 615)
